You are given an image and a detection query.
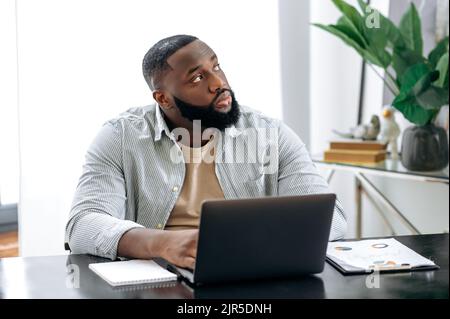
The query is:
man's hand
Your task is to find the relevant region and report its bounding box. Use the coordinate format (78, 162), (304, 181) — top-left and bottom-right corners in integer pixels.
(118, 228), (199, 270)
(160, 229), (198, 269)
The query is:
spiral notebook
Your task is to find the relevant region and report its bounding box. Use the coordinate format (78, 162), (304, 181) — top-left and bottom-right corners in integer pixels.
(89, 259), (178, 287)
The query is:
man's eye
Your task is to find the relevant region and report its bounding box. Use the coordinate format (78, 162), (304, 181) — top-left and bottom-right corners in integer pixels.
(192, 74), (203, 83)
(213, 64), (221, 71)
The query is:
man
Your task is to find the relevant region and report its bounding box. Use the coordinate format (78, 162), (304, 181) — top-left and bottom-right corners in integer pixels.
(65, 35), (347, 269)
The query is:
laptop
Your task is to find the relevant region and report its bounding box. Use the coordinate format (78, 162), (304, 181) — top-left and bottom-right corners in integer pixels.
(166, 193), (336, 285)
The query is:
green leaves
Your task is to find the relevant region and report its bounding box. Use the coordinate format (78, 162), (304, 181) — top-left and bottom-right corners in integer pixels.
(313, 23), (366, 56)
(400, 3), (423, 55)
(435, 52), (449, 88)
(429, 37), (449, 68)
(392, 101), (437, 126)
(314, 0), (449, 126)
(314, 0), (392, 68)
(332, 0), (365, 37)
(428, 37), (449, 89)
(393, 63), (447, 125)
(392, 47), (425, 84)
(398, 63), (431, 89)
(336, 16), (366, 48)
(399, 3), (423, 55)
(312, 22), (384, 67)
(357, 0), (404, 49)
(392, 3), (426, 84)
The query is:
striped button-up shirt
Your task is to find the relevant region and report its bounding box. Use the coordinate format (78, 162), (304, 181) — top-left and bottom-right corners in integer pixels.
(65, 104), (347, 260)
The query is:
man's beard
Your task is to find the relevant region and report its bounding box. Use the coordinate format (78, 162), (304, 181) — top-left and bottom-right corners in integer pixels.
(173, 88), (241, 131)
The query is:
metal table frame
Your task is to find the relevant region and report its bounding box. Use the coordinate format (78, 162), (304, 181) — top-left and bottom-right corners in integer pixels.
(313, 158), (449, 238)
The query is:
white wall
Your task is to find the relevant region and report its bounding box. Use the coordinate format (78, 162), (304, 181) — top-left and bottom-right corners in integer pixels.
(16, 0), (282, 256)
(278, 0), (311, 148)
(0, 0), (20, 205)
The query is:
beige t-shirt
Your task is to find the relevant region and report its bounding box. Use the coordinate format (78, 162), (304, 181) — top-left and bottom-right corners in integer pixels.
(165, 135), (225, 230)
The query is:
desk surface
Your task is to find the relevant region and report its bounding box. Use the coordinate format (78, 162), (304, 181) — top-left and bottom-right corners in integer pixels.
(0, 234), (448, 299)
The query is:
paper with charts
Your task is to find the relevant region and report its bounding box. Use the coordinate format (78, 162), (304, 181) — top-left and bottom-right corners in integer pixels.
(326, 238), (437, 273)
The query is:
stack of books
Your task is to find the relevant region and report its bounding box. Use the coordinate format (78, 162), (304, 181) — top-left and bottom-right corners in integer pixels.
(324, 140), (387, 164)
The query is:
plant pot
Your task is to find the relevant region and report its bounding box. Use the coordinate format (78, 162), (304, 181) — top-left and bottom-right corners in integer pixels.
(401, 124), (449, 171)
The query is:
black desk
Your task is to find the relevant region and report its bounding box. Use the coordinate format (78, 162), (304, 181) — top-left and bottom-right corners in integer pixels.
(0, 234), (448, 299)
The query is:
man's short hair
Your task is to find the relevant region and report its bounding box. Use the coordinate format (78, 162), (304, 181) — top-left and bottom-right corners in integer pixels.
(142, 34), (198, 91)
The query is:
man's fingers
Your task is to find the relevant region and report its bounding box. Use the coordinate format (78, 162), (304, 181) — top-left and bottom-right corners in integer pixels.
(187, 230), (198, 257)
(164, 230), (198, 269)
(183, 256), (196, 270)
(189, 246), (197, 258)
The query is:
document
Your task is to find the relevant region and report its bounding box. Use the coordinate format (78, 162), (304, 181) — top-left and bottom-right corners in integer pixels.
(326, 238), (439, 274)
(89, 259), (178, 286)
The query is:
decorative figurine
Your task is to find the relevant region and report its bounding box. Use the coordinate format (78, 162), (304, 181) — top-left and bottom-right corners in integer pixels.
(378, 106), (401, 160)
(332, 115), (381, 140)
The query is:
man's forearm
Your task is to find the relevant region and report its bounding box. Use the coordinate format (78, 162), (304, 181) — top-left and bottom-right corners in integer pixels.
(117, 228), (167, 259)
(117, 228), (199, 269)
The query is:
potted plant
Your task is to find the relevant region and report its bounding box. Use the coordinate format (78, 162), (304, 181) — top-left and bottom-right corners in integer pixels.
(314, 0), (449, 171)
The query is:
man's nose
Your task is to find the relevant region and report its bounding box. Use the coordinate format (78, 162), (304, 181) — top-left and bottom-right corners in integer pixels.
(208, 73), (225, 94)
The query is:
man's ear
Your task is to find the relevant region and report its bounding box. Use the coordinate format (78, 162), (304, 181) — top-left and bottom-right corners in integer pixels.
(153, 90), (173, 110)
